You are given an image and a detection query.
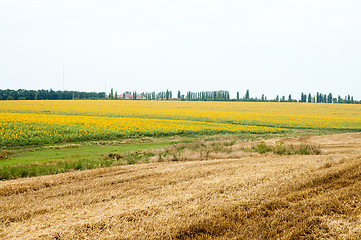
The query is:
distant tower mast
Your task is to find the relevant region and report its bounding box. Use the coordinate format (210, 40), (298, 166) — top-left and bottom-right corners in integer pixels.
(63, 64), (65, 90)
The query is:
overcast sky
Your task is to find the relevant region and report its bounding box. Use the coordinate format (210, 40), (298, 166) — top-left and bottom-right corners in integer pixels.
(1, 0), (361, 99)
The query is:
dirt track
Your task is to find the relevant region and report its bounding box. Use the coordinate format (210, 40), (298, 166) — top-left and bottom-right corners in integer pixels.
(1, 132), (361, 239)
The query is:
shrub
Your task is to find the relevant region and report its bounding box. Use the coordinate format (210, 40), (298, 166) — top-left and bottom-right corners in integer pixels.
(272, 141), (288, 155)
(252, 142), (272, 154)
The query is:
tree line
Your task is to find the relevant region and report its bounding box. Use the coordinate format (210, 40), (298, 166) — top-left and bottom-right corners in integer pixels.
(1, 88), (359, 104)
(0, 89), (106, 100)
(235, 90), (359, 104)
(112, 89), (359, 104)
(108, 89), (231, 101)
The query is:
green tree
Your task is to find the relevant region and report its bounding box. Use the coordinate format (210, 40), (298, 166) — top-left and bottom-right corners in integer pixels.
(301, 92), (307, 102)
(109, 88), (114, 99)
(245, 90), (249, 100)
(327, 93), (333, 103)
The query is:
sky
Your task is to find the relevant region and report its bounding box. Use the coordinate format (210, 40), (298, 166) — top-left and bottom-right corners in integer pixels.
(1, 0), (361, 99)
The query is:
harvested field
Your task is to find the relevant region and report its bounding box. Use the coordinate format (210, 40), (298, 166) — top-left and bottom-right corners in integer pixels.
(1, 132), (361, 239)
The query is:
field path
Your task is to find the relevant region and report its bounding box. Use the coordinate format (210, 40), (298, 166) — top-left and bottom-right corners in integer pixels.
(1, 132), (361, 239)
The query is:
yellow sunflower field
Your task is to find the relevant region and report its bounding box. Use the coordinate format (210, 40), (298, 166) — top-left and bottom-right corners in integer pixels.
(1, 100), (360, 146)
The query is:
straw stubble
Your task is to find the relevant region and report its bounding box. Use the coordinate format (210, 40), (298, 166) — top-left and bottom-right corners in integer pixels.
(1, 132), (361, 239)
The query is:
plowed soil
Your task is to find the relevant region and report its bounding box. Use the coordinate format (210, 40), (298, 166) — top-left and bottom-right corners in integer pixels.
(1, 132), (361, 239)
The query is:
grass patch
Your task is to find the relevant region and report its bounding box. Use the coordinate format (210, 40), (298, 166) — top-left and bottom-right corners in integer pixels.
(0, 142), (172, 180)
(0, 131), (324, 181)
(249, 141), (321, 155)
(1, 143), (173, 168)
